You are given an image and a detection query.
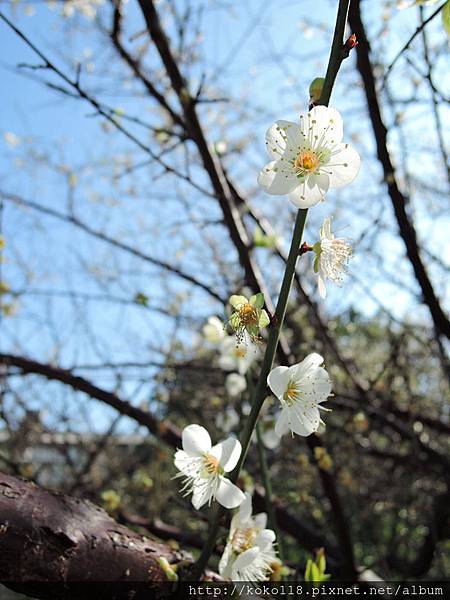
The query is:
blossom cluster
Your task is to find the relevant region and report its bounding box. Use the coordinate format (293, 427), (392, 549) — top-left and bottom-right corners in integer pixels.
(172, 104), (360, 582)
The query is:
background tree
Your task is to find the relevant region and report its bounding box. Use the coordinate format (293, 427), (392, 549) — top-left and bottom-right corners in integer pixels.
(0, 0), (449, 596)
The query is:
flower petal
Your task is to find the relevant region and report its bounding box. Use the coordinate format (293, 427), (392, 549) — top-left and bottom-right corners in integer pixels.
(211, 437), (242, 472)
(261, 427), (280, 449)
(291, 353), (324, 381)
(232, 546), (260, 571)
(288, 176), (328, 208)
(320, 217), (333, 241)
(326, 143), (361, 188)
(302, 366), (332, 402)
(255, 528), (276, 550)
(287, 405), (317, 436)
(307, 105), (343, 147)
(274, 407), (291, 438)
(174, 450), (193, 474)
(258, 161), (299, 196)
(238, 491), (253, 524)
(267, 366), (289, 399)
(182, 424), (211, 456)
(191, 482), (213, 510)
(218, 540), (234, 578)
(254, 513), (268, 530)
(318, 273), (327, 298)
(225, 373), (247, 397)
(265, 120), (304, 159)
(216, 478), (246, 509)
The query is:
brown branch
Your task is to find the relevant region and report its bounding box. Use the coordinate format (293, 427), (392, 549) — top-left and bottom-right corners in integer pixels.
(0, 471), (191, 598)
(0, 352), (182, 449)
(0, 190), (225, 304)
(382, 1), (446, 84)
(135, 0), (292, 362)
(108, 1), (186, 130)
(0, 352), (340, 565)
(348, 0), (450, 340)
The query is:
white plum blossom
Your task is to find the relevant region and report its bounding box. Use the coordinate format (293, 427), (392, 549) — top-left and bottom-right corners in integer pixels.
(3, 132), (21, 147)
(258, 105), (360, 208)
(314, 217), (353, 299)
(202, 316), (225, 344)
(56, 0), (104, 19)
(228, 293), (270, 344)
(226, 373), (247, 397)
(174, 424), (245, 510)
(218, 335), (258, 374)
(219, 492), (277, 581)
(215, 406), (240, 433)
(268, 353), (332, 438)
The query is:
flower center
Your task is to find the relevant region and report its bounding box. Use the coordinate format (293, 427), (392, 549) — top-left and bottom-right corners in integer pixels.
(232, 527), (257, 553)
(283, 380), (300, 406)
(294, 150), (320, 174)
(202, 454), (221, 476)
(238, 303), (258, 326)
(233, 347), (247, 359)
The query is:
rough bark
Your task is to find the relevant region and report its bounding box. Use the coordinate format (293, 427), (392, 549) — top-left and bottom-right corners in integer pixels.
(0, 352), (340, 563)
(0, 472), (190, 599)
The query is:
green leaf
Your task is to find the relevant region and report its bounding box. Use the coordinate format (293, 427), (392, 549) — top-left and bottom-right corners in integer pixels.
(250, 292), (265, 309)
(310, 562), (320, 583)
(318, 550), (326, 575)
(443, 0), (450, 36)
(304, 559), (313, 582)
(258, 309), (270, 328)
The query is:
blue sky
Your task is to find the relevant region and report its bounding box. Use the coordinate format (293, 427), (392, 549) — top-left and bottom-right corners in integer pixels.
(0, 0), (448, 432)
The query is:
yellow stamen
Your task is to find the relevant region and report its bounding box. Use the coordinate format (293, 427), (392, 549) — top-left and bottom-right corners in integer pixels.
(294, 150), (320, 174)
(238, 303), (258, 326)
(203, 454), (220, 476)
(283, 382), (299, 405)
(233, 347), (247, 359)
(232, 527), (257, 553)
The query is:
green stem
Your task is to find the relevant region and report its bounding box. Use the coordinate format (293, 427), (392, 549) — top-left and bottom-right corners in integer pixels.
(255, 421), (284, 562)
(195, 209), (308, 577)
(320, 0), (351, 106)
(195, 0), (352, 578)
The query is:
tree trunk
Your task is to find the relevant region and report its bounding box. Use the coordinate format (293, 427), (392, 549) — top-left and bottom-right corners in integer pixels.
(0, 472), (191, 599)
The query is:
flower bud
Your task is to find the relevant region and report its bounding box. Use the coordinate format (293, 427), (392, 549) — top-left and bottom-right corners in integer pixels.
(309, 77), (325, 103)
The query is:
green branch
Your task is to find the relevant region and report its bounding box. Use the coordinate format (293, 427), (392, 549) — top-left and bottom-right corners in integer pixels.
(194, 0), (353, 578)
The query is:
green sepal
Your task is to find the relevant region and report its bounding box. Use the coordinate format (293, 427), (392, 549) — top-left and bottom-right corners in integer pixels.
(247, 324), (259, 338)
(229, 312), (241, 330)
(258, 309), (270, 328)
(313, 255), (320, 274)
(250, 292), (265, 308)
(229, 294), (248, 309)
